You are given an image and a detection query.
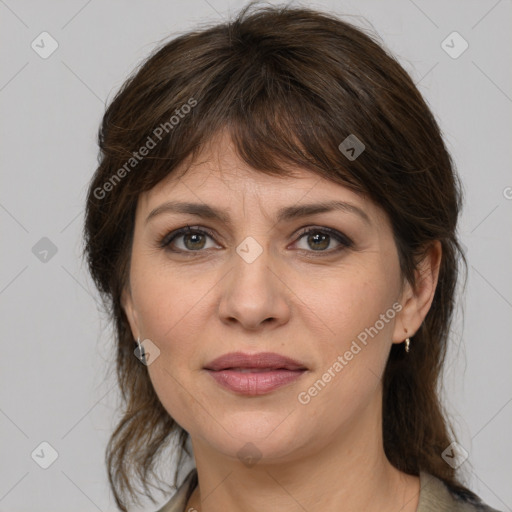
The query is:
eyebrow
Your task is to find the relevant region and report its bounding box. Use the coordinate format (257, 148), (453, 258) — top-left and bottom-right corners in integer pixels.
(145, 200), (371, 226)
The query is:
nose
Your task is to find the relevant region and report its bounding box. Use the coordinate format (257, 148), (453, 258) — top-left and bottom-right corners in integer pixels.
(217, 245), (291, 331)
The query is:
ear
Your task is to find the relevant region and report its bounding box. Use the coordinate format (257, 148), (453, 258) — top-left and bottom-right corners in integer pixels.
(121, 285), (140, 341)
(392, 240), (442, 343)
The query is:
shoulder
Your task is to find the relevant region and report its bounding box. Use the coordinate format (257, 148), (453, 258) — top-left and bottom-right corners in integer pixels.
(155, 468), (503, 512)
(155, 469), (198, 512)
(418, 471), (503, 512)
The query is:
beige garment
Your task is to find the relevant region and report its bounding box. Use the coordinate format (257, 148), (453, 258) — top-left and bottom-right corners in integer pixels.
(155, 468), (502, 512)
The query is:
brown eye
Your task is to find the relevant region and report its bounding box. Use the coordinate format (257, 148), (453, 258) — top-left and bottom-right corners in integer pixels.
(305, 232), (330, 251)
(159, 225), (352, 255)
(294, 227), (352, 253)
(181, 232), (207, 250)
(160, 226), (219, 252)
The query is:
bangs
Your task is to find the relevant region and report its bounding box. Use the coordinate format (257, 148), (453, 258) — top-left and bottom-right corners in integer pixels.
(109, 29), (371, 197)
(166, 97), (364, 194)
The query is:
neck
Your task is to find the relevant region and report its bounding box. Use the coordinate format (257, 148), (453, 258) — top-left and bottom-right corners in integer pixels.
(185, 394), (420, 512)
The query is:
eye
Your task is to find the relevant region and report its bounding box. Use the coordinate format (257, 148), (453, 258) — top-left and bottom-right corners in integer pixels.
(292, 227), (353, 253)
(160, 225), (219, 252)
(159, 225), (353, 255)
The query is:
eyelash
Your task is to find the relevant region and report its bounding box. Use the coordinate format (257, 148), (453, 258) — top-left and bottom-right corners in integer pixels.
(158, 225), (353, 256)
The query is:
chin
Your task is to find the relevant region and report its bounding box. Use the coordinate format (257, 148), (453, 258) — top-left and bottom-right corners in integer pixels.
(193, 411), (312, 464)
(207, 435), (300, 466)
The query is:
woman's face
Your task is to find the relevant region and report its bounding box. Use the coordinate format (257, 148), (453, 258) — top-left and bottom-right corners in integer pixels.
(123, 132), (428, 464)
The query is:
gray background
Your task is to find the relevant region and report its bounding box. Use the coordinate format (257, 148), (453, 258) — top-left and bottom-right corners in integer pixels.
(1, 0), (511, 510)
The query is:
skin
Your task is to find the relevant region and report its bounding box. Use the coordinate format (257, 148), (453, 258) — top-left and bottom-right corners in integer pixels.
(123, 130), (441, 512)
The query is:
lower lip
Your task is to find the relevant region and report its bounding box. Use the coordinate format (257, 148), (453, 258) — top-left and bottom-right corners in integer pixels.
(205, 369), (306, 395)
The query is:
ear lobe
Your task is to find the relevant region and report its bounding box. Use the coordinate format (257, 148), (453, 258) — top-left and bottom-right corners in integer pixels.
(121, 287), (139, 340)
(392, 241), (442, 343)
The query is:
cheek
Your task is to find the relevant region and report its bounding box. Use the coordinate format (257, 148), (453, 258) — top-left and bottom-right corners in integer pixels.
(130, 260), (217, 420)
(131, 258), (214, 348)
(303, 264), (399, 348)
(295, 266), (398, 412)
(134, 276), (213, 434)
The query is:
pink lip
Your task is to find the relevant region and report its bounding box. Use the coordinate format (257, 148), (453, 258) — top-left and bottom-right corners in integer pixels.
(204, 352), (308, 396)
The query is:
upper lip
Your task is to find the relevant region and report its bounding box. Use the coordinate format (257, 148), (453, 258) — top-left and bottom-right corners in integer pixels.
(204, 351), (308, 371)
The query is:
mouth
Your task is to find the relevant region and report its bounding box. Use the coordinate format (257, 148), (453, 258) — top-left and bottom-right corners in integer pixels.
(204, 352), (308, 395)
(223, 367), (295, 373)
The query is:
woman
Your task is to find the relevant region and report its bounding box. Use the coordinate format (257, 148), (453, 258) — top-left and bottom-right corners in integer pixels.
(83, 3), (501, 511)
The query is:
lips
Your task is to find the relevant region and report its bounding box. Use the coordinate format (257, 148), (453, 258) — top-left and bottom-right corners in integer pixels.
(204, 352), (307, 395)
(204, 351), (307, 372)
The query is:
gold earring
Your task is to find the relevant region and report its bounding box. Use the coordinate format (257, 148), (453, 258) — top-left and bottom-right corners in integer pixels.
(404, 337), (410, 353)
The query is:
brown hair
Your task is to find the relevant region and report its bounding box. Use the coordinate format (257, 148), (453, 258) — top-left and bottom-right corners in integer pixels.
(83, 2), (470, 510)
